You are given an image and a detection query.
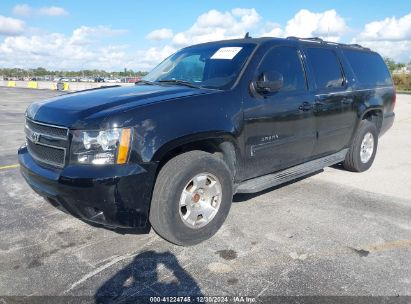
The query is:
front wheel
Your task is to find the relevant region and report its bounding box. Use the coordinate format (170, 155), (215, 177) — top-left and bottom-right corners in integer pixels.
(343, 120), (378, 172)
(149, 151), (233, 246)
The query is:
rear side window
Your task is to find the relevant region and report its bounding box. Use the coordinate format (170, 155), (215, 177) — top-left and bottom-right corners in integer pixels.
(305, 48), (344, 89)
(258, 46), (306, 92)
(343, 49), (392, 87)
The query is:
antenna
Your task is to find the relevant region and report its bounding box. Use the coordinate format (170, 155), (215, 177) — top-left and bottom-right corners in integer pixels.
(244, 32), (251, 39)
(327, 25), (330, 41)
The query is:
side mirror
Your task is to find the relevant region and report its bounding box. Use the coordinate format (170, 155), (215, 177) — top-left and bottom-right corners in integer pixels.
(255, 71), (284, 93)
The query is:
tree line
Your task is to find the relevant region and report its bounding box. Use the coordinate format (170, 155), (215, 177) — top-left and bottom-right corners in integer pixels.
(1, 57), (409, 77)
(0, 67), (148, 78)
(382, 58), (411, 91)
(384, 58), (410, 73)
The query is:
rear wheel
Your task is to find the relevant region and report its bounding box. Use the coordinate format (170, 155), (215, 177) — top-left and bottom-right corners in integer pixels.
(343, 120), (378, 172)
(150, 151), (233, 246)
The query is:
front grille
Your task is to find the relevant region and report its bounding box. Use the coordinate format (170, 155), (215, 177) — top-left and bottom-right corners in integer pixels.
(25, 118), (69, 168)
(27, 140), (65, 167)
(26, 119), (68, 139)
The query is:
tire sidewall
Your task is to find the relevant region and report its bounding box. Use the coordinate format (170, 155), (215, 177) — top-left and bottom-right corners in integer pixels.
(158, 155), (232, 245)
(353, 122), (378, 172)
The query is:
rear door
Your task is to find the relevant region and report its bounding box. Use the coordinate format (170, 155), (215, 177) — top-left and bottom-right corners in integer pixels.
(242, 45), (316, 178)
(303, 47), (357, 157)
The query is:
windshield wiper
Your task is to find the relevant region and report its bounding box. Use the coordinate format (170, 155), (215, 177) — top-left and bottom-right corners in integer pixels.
(157, 79), (201, 89)
(135, 80), (156, 85)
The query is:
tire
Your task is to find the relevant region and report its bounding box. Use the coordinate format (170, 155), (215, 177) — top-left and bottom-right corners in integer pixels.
(343, 120), (378, 172)
(149, 151), (233, 246)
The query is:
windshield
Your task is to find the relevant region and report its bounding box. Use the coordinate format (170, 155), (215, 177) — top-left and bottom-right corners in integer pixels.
(143, 43), (256, 89)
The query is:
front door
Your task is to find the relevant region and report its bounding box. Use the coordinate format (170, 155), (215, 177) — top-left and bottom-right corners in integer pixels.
(243, 46), (316, 179)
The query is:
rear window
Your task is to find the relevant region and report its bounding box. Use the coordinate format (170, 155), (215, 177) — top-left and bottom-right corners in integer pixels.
(305, 48), (344, 90)
(343, 49), (392, 87)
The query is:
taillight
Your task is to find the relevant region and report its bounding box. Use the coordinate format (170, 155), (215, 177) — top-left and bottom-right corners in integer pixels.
(392, 89), (396, 110)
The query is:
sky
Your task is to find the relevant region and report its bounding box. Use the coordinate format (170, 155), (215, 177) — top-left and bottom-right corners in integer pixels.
(0, 0), (411, 71)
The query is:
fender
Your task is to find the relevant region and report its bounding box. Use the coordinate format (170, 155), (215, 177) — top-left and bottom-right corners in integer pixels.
(151, 132), (241, 181)
(347, 89), (385, 145)
(151, 131), (237, 161)
(358, 104), (384, 121)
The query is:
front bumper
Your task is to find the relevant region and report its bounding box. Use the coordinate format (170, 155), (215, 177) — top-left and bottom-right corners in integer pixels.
(18, 146), (157, 232)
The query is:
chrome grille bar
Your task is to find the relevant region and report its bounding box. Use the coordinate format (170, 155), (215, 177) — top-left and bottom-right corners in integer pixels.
(25, 117), (69, 140)
(25, 118), (69, 168)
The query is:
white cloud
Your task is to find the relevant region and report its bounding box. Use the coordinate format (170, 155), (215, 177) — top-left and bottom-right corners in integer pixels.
(129, 45), (176, 70)
(353, 12), (411, 63)
(356, 40), (411, 63)
(3, 7), (411, 72)
(0, 26), (129, 70)
(0, 21), (163, 71)
(139, 8), (260, 68)
(69, 26), (127, 45)
(38, 6), (69, 17)
(146, 28), (173, 41)
(171, 8), (261, 47)
(284, 9), (348, 42)
(260, 22), (283, 37)
(0, 8), (350, 71)
(357, 13), (411, 41)
(12, 4), (32, 17)
(12, 4), (68, 17)
(259, 9), (348, 41)
(0, 15), (25, 36)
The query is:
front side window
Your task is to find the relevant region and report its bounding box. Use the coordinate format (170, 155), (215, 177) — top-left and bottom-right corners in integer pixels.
(258, 46), (306, 92)
(305, 48), (344, 89)
(143, 43), (256, 89)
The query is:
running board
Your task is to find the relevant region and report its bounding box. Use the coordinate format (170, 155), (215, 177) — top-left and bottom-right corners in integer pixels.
(237, 149), (348, 194)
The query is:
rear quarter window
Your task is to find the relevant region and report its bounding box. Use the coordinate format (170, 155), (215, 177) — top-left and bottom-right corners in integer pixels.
(343, 49), (392, 87)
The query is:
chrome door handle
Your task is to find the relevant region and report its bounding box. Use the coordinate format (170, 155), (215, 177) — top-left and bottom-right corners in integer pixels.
(299, 102), (312, 111)
(341, 98), (353, 104)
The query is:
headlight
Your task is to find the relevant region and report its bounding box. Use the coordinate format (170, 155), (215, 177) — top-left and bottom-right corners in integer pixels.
(70, 128), (132, 165)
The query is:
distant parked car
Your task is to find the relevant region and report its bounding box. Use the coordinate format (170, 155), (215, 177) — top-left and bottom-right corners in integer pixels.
(127, 77), (142, 83)
(55, 78), (70, 82)
(105, 78), (121, 83)
(94, 77), (104, 83)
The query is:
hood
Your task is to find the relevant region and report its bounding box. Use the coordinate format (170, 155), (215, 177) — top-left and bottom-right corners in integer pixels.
(27, 84), (215, 128)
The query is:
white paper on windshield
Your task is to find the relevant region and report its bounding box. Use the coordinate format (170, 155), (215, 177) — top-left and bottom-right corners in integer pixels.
(211, 47), (243, 60)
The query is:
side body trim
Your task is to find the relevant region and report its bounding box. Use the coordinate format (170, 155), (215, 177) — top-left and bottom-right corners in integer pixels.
(237, 148), (348, 193)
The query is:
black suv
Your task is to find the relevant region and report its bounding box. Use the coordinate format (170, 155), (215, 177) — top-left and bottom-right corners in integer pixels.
(18, 37), (395, 245)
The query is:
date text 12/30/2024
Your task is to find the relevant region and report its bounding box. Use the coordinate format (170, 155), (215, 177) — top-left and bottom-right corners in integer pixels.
(149, 296), (256, 303)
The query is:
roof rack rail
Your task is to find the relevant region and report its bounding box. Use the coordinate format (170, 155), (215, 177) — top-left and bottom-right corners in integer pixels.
(336, 42), (370, 51)
(349, 43), (367, 49)
(286, 36), (370, 50)
(286, 36), (323, 43)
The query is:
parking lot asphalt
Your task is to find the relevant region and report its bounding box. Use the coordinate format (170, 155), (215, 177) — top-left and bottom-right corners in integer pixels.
(0, 87), (410, 299)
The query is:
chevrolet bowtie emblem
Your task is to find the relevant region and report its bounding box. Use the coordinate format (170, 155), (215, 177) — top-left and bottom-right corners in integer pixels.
(31, 132), (40, 143)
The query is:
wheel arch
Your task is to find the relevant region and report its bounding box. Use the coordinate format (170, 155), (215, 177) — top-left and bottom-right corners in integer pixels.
(359, 107), (383, 132)
(152, 132), (240, 182)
